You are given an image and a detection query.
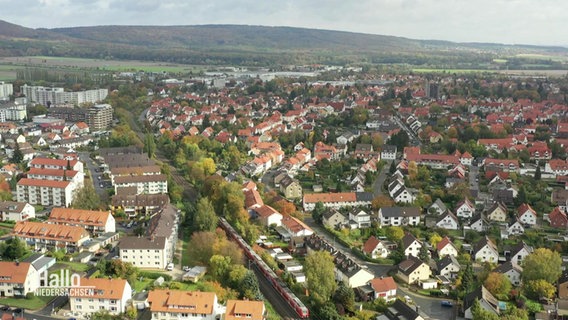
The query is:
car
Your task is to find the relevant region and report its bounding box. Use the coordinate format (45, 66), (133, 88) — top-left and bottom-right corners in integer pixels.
(166, 263), (174, 271)
(14, 308), (22, 313)
(183, 266), (190, 272)
(441, 300), (453, 307)
(0, 306), (10, 311)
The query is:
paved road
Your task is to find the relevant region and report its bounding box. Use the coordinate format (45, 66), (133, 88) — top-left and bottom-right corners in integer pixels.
(78, 152), (109, 201)
(373, 160), (391, 197)
(469, 165), (479, 193)
(392, 115), (422, 146)
(398, 288), (457, 320)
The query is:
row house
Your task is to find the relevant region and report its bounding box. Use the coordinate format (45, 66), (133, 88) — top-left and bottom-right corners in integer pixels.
(313, 141), (346, 161)
(29, 157), (84, 172)
(545, 159), (568, 177)
(13, 221), (91, 253)
(114, 174), (168, 195)
(483, 158), (520, 173)
(26, 167), (84, 187)
(302, 192), (373, 211)
(109, 165), (162, 184)
(110, 193), (170, 217)
(70, 278), (132, 316)
(48, 207), (116, 235)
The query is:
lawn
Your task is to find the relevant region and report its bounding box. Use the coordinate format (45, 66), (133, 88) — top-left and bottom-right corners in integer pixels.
(133, 278), (153, 292)
(181, 231), (192, 267)
(0, 295), (54, 310)
(56, 261), (92, 273)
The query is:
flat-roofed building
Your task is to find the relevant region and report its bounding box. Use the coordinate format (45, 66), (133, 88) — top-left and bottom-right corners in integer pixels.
(118, 236), (169, 269)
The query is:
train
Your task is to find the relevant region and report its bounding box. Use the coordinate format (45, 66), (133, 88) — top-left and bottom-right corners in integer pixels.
(219, 218), (310, 319)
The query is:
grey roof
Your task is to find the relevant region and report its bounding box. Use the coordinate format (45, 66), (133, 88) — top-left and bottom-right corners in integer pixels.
(382, 145), (397, 153)
(398, 255), (427, 276)
(380, 207), (421, 218)
(493, 261), (522, 274)
(147, 204), (178, 238)
(0, 201), (27, 213)
(437, 255), (460, 271)
(430, 198), (448, 213)
(384, 299), (421, 320)
(119, 236), (167, 250)
(463, 286), (500, 315)
(355, 192), (374, 202)
(22, 253), (56, 271)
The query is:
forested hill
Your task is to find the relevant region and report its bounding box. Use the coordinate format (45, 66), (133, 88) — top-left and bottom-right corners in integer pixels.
(1, 20), (567, 67)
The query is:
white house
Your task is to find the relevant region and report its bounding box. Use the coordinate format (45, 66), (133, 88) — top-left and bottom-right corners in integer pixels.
(437, 255), (461, 279)
(494, 262), (523, 286)
(0, 201), (35, 221)
(436, 236), (458, 258)
(348, 209), (371, 229)
(435, 211), (460, 230)
(381, 145), (397, 161)
(473, 237), (498, 263)
(455, 198), (476, 219)
(0, 261), (40, 297)
(378, 207), (421, 227)
(402, 233), (422, 258)
(362, 236), (391, 259)
(253, 205), (283, 227)
(70, 278), (132, 316)
(517, 203), (537, 226)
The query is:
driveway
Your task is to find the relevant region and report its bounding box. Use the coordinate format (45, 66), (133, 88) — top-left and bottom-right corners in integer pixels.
(398, 288), (457, 320)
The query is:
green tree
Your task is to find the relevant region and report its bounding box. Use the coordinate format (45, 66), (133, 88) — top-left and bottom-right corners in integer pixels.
(144, 133), (156, 159)
(534, 164), (541, 180)
(240, 270), (262, 300)
(194, 197), (218, 232)
(385, 226), (404, 242)
(71, 183), (101, 210)
(0, 237), (29, 260)
(471, 298), (499, 320)
(312, 202), (325, 224)
(209, 255), (232, 283)
(418, 244), (430, 262)
(483, 272), (512, 298)
(460, 263), (476, 295)
(522, 248), (562, 283)
(11, 142), (23, 164)
(305, 251), (337, 305)
(333, 281), (356, 314)
(502, 306), (528, 320)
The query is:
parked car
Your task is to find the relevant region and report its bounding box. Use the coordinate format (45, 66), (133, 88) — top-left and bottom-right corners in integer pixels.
(441, 301), (453, 307)
(183, 266), (190, 272)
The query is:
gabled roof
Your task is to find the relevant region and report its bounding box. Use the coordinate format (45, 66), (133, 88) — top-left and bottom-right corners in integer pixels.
(474, 236), (497, 256)
(69, 278), (128, 299)
(362, 236), (381, 254)
(225, 300), (265, 320)
(463, 286), (500, 314)
(402, 233), (421, 250)
(436, 236), (455, 252)
(369, 276), (397, 293)
(398, 255), (427, 276)
(0, 261), (32, 284)
(493, 261), (522, 274)
(437, 255), (460, 271)
(148, 289), (216, 315)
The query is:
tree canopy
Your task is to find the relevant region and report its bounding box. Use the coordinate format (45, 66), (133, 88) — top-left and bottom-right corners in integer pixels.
(305, 250), (337, 305)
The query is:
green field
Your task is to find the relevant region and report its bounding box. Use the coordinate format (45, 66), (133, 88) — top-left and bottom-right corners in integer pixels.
(0, 295), (54, 310)
(515, 53), (568, 62)
(412, 68), (495, 74)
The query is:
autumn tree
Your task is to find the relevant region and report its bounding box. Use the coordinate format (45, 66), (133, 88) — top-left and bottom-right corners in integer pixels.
(523, 279), (556, 300)
(305, 250), (337, 305)
(371, 195), (395, 211)
(484, 272), (512, 298)
(194, 197), (218, 232)
(522, 248), (562, 284)
(429, 233), (443, 247)
(408, 161), (418, 181)
(384, 226), (404, 242)
(273, 199), (297, 217)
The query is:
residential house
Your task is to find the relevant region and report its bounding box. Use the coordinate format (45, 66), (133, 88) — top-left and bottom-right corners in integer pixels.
(147, 289), (221, 320)
(110, 193), (170, 217)
(437, 255), (461, 279)
(493, 262), (523, 286)
(473, 237), (498, 263)
(322, 209), (348, 230)
(113, 174), (168, 195)
(119, 236), (169, 270)
(362, 236), (391, 259)
(368, 277), (397, 302)
(397, 255), (432, 284)
(0, 201), (35, 221)
(436, 236), (458, 258)
(517, 203), (537, 226)
(279, 175), (302, 199)
(253, 205), (283, 227)
(486, 202), (508, 222)
(0, 261), (40, 297)
(501, 218), (524, 239)
(402, 233), (422, 258)
(469, 214), (488, 232)
(224, 300), (266, 320)
(381, 145), (397, 161)
(455, 198), (476, 219)
(382, 300), (424, 320)
(348, 209), (371, 229)
(69, 278), (132, 316)
(505, 242), (533, 266)
(463, 286), (500, 319)
(334, 252), (374, 288)
(378, 207), (421, 227)
(428, 198), (448, 215)
(435, 211), (460, 230)
(13, 221), (90, 253)
(548, 207), (568, 229)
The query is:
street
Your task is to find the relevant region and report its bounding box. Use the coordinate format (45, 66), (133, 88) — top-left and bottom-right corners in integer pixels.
(373, 160), (391, 197)
(78, 152), (109, 201)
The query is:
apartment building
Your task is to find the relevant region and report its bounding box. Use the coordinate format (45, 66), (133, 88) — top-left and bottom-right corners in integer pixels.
(69, 278), (132, 316)
(302, 192), (373, 211)
(48, 208), (116, 235)
(114, 174), (168, 195)
(0, 261), (40, 297)
(16, 179), (75, 207)
(0, 82), (13, 101)
(148, 290), (221, 320)
(13, 221), (90, 253)
(118, 236), (169, 269)
(21, 84), (108, 106)
(48, 104), (113, 131)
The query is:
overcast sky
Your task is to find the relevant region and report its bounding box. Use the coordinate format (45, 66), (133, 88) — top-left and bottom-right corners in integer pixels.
(1, 0), (566, 46)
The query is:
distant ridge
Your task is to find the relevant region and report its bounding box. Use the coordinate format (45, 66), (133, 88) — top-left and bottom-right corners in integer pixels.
(0, 20), (567, 67)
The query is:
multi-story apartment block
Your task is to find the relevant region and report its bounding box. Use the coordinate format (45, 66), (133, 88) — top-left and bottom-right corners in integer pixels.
(16, 179), (75, 207)
(13, 221), (90, 253)
(114, 174), (168, 195)
(0, 201), (35, 221)
(48, 104), (113, 131)
(69, 278), (132, 316)
(48, 208), (116, 235)
(119, 236), (169, 269)
(148, 290), (221, 320)
(0, 104), (27, 121)
(0, 82), (13, 101)
(21, 84), (108, 106)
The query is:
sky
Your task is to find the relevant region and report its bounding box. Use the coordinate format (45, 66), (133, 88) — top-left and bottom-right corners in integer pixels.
(1, 0), (566, 46)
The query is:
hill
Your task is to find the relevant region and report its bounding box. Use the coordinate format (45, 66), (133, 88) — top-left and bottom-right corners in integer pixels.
(0, 20), (567, 67)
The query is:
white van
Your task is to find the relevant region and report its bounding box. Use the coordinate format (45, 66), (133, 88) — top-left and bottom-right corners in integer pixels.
(166, 263), (174, 271)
